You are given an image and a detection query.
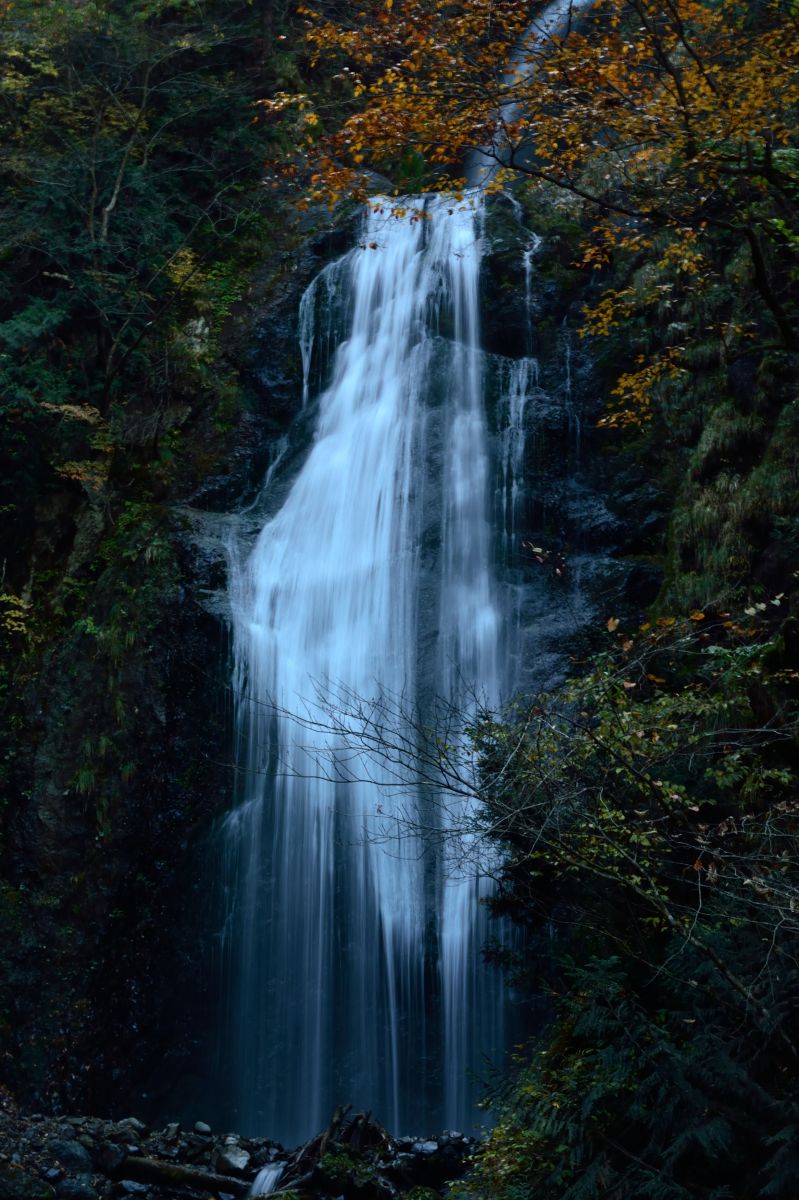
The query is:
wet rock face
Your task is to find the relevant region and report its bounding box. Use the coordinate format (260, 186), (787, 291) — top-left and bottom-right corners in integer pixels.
(187, 213), (361, 514)
(477, 193), (664, 695)
(0, 1108), (474, 1200)
(1, 514), (232, 1115)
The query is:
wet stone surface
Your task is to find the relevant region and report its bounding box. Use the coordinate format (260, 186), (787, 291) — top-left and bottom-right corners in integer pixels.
(0, 1104), (475, 1200)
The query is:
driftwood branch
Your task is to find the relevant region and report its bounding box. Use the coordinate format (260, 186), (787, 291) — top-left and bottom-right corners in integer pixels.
(114, 1155), (250, 1196)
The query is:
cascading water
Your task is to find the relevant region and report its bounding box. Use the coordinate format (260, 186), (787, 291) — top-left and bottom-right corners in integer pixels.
(250, 1164), (284, 1197)
(210, 0), (621, 1141)
(221, 192), (518, 1144)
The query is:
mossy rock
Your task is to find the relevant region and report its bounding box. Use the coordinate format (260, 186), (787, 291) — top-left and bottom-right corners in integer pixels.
(318, 1149), (361, 1185)
(0, 1165), (54, 1200)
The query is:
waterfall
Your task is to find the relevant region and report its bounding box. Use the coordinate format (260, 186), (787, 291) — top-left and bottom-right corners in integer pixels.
(250, 1164), (284, 1197)
(221, 192), (517, 1144)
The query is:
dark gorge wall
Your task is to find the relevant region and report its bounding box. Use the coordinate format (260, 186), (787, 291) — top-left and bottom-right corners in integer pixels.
(0, 214), (368, 1119)
(1, 449), (230, 1115)
(480, 194), (665, 690)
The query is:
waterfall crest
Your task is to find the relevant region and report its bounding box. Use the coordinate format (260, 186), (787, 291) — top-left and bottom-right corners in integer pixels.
(222, 193), (511, 1143)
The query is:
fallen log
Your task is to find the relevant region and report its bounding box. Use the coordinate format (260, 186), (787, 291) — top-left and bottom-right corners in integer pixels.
(113, 1155), (250, 1196)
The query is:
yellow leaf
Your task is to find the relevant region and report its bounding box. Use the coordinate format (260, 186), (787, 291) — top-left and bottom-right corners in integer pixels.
(606, 617), (619, 632)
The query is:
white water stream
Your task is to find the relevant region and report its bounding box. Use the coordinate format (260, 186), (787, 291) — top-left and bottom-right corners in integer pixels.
(223, 193), (512, 1143)
(218, 0), (601, 1146)
(250, 1163), (284, 1198)
(467, 0), (596, 185)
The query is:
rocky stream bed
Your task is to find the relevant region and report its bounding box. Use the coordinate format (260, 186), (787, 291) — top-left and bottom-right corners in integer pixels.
(0, 1098), (475, 1200)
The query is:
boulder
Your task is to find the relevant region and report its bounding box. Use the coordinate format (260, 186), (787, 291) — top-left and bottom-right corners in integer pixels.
(214, 1146), (250, 1176)
(47, 1142), (93, 1175)
(55, 1177), (98, 1200)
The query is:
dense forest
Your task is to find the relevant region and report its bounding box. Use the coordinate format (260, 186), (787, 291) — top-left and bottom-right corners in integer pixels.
(0, 0), (314, 1137)
(2, 1), (799, 1199)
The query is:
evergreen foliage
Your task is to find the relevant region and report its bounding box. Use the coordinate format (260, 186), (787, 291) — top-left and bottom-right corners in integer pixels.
(0, 0), (296, 567)
(463, 611), (799, 1198)
(0, 0), (306, 1110)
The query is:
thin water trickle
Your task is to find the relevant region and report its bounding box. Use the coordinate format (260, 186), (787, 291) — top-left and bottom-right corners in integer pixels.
(497, 357), (537, 560)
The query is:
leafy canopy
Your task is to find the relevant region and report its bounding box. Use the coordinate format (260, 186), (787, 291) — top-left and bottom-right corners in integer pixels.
(464, 608), (799, 1199)
(286, 0), (799, 423)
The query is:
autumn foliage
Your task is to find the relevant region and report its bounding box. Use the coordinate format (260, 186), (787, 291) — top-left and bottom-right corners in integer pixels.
(280, 0), (799, 425)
